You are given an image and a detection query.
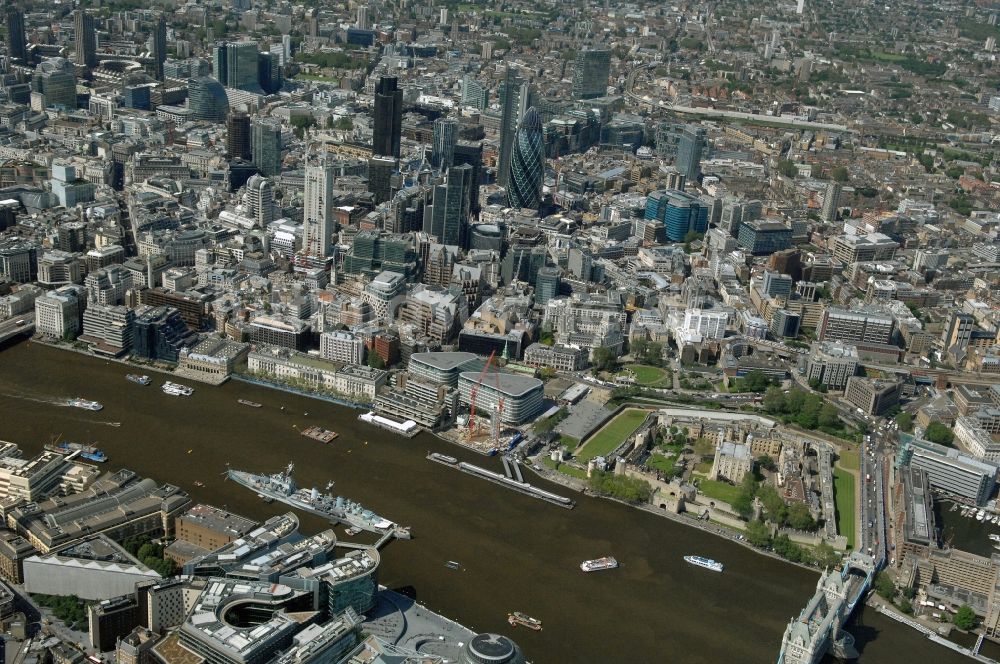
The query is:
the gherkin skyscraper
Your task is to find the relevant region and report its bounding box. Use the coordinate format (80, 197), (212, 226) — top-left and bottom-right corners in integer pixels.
(507, 107), (544, 210)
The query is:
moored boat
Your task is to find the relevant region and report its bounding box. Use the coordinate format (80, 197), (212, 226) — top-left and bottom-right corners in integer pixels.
(44, 441), (107, 463)
(238, 399), (262, 408)
(507, 612), (542, 631)
(162, 381), (194, 396)
(126, 374), (151, 385)
(580, 556), (618, 572)
(684, 555), (724, 572)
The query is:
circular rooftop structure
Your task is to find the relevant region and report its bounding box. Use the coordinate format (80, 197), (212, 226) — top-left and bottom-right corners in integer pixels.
(460, 633), (523, 664)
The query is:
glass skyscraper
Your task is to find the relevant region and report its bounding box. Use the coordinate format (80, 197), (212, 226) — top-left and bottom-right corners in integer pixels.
(213, 42), (260, 90)
(426, 163), (473, 247)
(431, 117), (458, 170)
(373, 76), (402, 158)
(151, 16), (167, 81)
(6, 9), (27, 63)
(496, 66), (521, 188)
(507, 107), (544, 210)
(74, 9), (97, 68)
(572, 48), (611, 100)
(675, 125), (705, 182)
(187, 77), (228, 123)
(252, 119), (282, 176)
(644, 189), (708, 243)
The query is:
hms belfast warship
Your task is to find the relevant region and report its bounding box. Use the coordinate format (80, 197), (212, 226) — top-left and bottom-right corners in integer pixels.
(227, 462), (410, 539)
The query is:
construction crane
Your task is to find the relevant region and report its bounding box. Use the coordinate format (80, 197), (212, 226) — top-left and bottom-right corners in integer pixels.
(468, 350), (497, 435)
(491, 366), (506, 444)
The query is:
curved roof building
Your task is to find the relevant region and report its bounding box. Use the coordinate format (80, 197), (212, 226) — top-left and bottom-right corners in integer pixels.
(506, 107), (544, 210)
(188, 76), (229, 123)
(459, 633), (525, 664)
(457, 371), (544, 425)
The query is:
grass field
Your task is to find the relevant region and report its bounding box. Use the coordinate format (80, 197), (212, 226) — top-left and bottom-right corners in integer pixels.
(833, 469), (856, 549)
(837, 449), (860, 472)
(645, 452), (676, 475)
(541, 455), (588, 480)
(697, 479), (742, 505)
(619, 364), (669, 386)
(576, 409), (649, 462)
(693, 460), (714, 476)
(558, 434), (579, 448)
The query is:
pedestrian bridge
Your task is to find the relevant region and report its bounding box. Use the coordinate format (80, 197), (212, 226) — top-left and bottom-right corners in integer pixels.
(777, 553), (877, 664)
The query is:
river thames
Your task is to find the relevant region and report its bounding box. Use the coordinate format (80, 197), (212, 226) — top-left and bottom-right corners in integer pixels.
(0, 340), (983, 663)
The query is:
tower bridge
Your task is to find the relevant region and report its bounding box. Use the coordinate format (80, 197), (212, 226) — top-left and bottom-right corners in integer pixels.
(777, 553), (877, 664)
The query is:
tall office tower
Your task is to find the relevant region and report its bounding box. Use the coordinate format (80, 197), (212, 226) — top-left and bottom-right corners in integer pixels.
(243, 174), (274, 226)
(368, 156), (396, 204)
(214, 42), (259, 89)
(74, 10), (97, 68)
(496, 66), (521, 187)
(373, 76), (402, 158)
(6, 9), (27, 63)
(33, 57), (77, 110)
(150, 16), (167, 80)
(571, 48), (611, 100)
(507, 108), (544, 210)
(820, 181), (841, 222)
(431, 117), (458, 170)
(453, 141), (482, 214)
(461, 76), (488, 110)
(943, 312), (974, 360)
(303, 160), (335, 258)
(675, 125), (705, 182)
(226, 111), (251, 160)
(187, 76), (228, 122)
(425, 163), (474, 247)
(356, 5), (371, 30)
(252, 120), (282, 176)
(644, 189), (709, 242)
(257, 51), (282, 93)
(796, 0), (805, 14)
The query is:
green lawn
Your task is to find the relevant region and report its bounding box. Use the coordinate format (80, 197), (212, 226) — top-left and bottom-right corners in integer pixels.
(541, 455), (588, 479)
(833, 469), (856, 549)
(620, 364), (669, 386)
(693, 460), (713, 476)
(837, 449), (860, 472)
(576, 409), (649, 462)
(645, 452), (676, 475)
(558, 434), (579, 448)
(697, 479), (742, 505)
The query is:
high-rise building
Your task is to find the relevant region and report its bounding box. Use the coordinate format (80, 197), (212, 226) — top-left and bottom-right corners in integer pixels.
(572, 48), (611, 100)
(252, 119), (282, 176)
(460, 76), (488, 110)
(431, 117), (458, 171)
(32, 58), (77, 110)
(257, 51), (282, 94)
(372, 76), (402, 158)
(496, 66), (521, 187)
(356, 5), (371, 30)
(213, 42), (259, 90)
(507, 107), (544, 210)
(453, 141), (483, 213)
(817, 308), (895, 345)
(675, 125), (705, 182)
(820, 181), (841, 222)
(150, 16), (167, 81)
(187, 77), (228, 123)
(425, 163), (473, 247)
(367, 156), (396, 204)
(74, 10), (97, 69)
(6, 9), (27, 63)
(303, 160), (335, 258)
(535, 266), (560, 305)
(644, 189), (708, 242)
(943, 312), (975, 362)
(760, 270), (793, 298)
(243, 174), (273, 226)
(226, 111), (251, 160)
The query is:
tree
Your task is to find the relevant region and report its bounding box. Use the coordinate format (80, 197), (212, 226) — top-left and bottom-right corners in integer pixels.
(757, 484), (787, 524)
(592, 347), (617, 372)
(367, 351), (386, 369)
(763, 386), (786, 414)
(758, 455), (777, 472)
(814, 541), (841, 569)
(954, 604), (977, 630)
(875, 571), (896, 600)
(777, 159), (798, 178)
(334, 116), (354, 130)
(787, 502), (816, 531)
(896, 412), (914, 432)
(818, 404), (841, 429)
(745, 519), (772, 548)
(830, 166), (849, 182)
(899, 598), (913, 614)
(925, 421), (954, 446)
